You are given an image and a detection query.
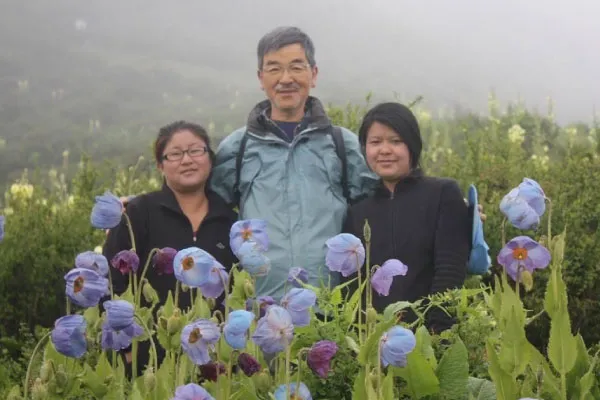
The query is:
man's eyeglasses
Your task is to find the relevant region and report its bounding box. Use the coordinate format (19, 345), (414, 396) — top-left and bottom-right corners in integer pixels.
(162, 147), (208, 162)
(262, 61), (310, 77)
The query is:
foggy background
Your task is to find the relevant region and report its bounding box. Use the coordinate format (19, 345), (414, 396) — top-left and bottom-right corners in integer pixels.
(0, 0), (598, 182)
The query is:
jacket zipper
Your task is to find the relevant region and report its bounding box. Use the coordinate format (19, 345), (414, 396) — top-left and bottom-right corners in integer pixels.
(390, 190), (398, 255)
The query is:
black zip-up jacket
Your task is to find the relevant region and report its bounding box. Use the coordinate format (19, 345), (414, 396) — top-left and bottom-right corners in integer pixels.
(103, 183), (238, 311)
(342, 171), (470, 333)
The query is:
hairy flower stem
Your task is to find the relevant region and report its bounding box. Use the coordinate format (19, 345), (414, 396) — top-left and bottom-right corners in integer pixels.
(174, 281), (180, 310)
(134, 313), (158, 375)
(285, 344), (292, 400)
(66, 298), (71, 316)
(123, 212), (137, 253)
(501, 218), (507, 247)
(135, 247), (160, 308)
(546, 198), (553, 244)
(357, 253), (363, 345)
(365, 239), (373, 338)
(23, 331), (52, 399)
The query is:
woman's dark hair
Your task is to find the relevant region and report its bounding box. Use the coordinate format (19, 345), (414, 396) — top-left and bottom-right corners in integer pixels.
(154, 120), (215, 164)
(358, 102), (423, 169)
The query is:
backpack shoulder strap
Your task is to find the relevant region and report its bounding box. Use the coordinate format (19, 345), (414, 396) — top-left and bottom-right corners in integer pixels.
(233, 131), (250, 206)
(328, 125), (350, 203)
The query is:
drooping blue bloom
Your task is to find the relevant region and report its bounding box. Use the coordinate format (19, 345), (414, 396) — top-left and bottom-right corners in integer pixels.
(229, 219), (269, 256)
(65, 268), (109, 308)
(0, 215), (5, 242)
(103, 299), (135, 331)
(173, 247), (228, 298)
(252, 305), (294, 354)
(500, 178), (546, 230)
(90, 191), (123, 229)
(517, 178), (546, 216)
(51, 315), (87, 358)
(280, 288), (317, 327)
(246, 296), (275, 319)
(237, 241), (271, 277)
(111, 249), (140, 275)
(287, 267), (309, 288)
(274, 382), (312, 400)
(325, 233), (365, 277)
(100, 320), (143, 351)
(75, 251), (109, 276)
(380, 325), (417, 367)
(223, 310), (254, 349)
(370, 259), (408, 297)
(497, 236), (551, 282)
(171, 383), (215, 400)
(181, 319), (221, 365)
(466, 184), (491, 275)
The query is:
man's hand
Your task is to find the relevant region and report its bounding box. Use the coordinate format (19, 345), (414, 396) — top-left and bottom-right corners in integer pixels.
(464, 198), (486, 223)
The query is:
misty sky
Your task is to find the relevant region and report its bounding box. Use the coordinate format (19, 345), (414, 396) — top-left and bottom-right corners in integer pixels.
(6, 0), (600, 124)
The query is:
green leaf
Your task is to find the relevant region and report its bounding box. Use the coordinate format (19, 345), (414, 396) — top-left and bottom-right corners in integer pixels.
(544, 266), (569, 319)
(343, 278), (368, 325)
(566, 334), (592, 396)
(352, 369), (368, 400)
(415, 325), (437, 369)
(80, 363), (108, 398)
(382, 301), (412, 321)
(526, 343), (561, 399)
(466, 377), (497, 400)
(576, 351), (598, 400)
(382, 371), (396, 400)
(394, 351), (440, 399)
(345, 335), (361, 354)
(435, 337), (469, 399)
(498, 305), (530, 376)
(357, 319), (396, 366)
(547, 311), (577, 375)
(486, 341), (518, 400)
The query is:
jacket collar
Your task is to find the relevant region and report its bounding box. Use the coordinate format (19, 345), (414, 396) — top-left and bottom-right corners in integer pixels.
(246, 96), (332, 136)
(157, 181), (233, 220)
(374, 168), (424, 197)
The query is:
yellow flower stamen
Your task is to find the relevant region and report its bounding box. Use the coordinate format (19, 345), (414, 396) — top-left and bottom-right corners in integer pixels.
(512, 247), (528, 260)
(73, 276), (84, 293)
(182, 256), (194, 271)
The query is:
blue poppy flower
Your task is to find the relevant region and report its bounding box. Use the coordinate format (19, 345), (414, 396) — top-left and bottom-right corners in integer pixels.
(287, 267), (309, 288)
(50, 315), (87, 358)
(237, 241), (271, 277)
(174, 247), (228, 298)
(245, 296), (275, 319)
(325, 233), (365, 277)
(497, 236), (551, 282)
(100, 320), (143, 351)
(252, 305), (294, 354)
(75, 251), (109, 276)
(223, 310), (254, 349)
(0, 215), (5, 242)
(103, 299), (135, 331)
(65, 268), (109, 308)
(280, 288), (317, 327)
(229, 219), (269, 256)
(90, 191), (123, 229)
(380, 325), (416, 367)
(500, 178), (546, 230)
(370, 259), (408, 296)
(181, 319), (221, 365)
(274, 382), (312, 400)
(171, 383), (215, 400)
(517, 178), (546, 216)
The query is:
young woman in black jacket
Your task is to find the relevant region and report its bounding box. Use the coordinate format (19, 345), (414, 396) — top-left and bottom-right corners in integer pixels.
(103, 120), (238, 377)
(342, 102), (470, 334)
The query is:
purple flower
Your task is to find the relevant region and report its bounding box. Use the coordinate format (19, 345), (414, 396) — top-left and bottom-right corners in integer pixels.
(111, 250), (140, 275)
(371, 259), (408, 297)
(103, 299), (135, 331)
(197, 362), (226, 382)
(229, 219), (269, 256)
(0, 215), (5, 242)
(75, 251), (109, 276)
(50, 315), (87, 358)
(90, 191), (123, 229)
(171, 383), (215, 400)
(223, 310), (254, 349)
(274, 382), (312, 400)
(173, 247), (228, 298)
(280, 288), (317, 327)
(246, 296), (275, 318)
(380, 326), (416, 367)
(152, 247), (177, 275)
(100, 320), (143, 351)
(237, 241), (271, 277)
(181, 319), (221, 365)
(325, 233), (365, 277)
(237, 353), (261, 377)
(500, 178), (546, 230)
(307, 340), (338, 378)
(65, 268), (109, 308)
(287, 267), (309, 288)
(252, 305), (294, 354)
(497, 236), (551, 281)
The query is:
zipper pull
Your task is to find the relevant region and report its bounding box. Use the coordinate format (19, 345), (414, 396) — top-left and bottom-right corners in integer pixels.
(193, 235), (196, 242)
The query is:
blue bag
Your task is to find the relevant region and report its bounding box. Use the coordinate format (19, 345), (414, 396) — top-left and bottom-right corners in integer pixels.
(467, 184), (491, 275)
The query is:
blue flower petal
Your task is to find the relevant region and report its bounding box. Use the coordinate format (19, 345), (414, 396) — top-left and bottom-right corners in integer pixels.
(75, 251), (109, 276)
(0, 215), (5, 242)
(173, 383), (215, 400)
(51, 315), (87, 358)
(224, 310), (254, 349)
(380, 326), (416, 368)
(229, 219), (269, 256)
(237, 241), (271, 277)
(90, 191), (123, 229)
(325, 233), (365, 277)
(103, 299), (135, 330)
(65, 268), (109, 308)
(274, 382), (312, 400)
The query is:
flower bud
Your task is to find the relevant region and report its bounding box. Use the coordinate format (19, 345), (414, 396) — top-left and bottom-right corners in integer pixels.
(143, 368), (156, 391)
(6, 385), (23, 400)
(520, 270), (534, 292)
(207, 297), (216, 310)
(142, 281), (159, 304)
(369, 371), (379, 390)
(366, 307), (378, 325)
(167, 314), (182, 334)
(180, 283), (190, 293)
(156, 306), (164, 319)
(159, 316), (168, 330)
(238, 353), (261, 377)
(244, 279), (255, 297)
(54, 365), (68, 388)
(253, 370), (271, 392)
(363, 220), (372, 242)
(31, 378), (48, 400)
(39, 360), (54, 383)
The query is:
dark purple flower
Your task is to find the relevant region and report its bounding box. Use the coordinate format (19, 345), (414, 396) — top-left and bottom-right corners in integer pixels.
(380, 326), (416, 367)
(152, 247), (177, 275)
(280, 288), (317, 327)
(50, 315), (87, 358)
(65, 268), (109, 308)
(75, 251), (109, 276)
(287, 267), (309, 288)
(229, 219), (269, 256)
(252, 305), (294, 354)
(307, 340), (338, 378)
(325, 233), (365, 277)
(172, 383), (215, 400)
(103, 299), (135, 330)
(111, 250), (140, 275)
(371, 259), (408, 296)
(237, 353), (261, 377)
(497, 236), (551, 281)
(100, 320), (143, 351)
(90, 191), (123, 229)
(197, 362), (226, 382)
(181, 319), (221, 365)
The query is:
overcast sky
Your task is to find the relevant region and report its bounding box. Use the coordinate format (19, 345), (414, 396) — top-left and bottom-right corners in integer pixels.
(5, 0), (600, 124)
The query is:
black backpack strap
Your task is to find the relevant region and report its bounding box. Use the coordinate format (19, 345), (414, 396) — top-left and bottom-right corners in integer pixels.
(329, 125), (351, 203)
(233, 131), (250, 207)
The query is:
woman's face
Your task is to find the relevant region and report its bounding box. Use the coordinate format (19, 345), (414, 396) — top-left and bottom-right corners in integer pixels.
(158, 130), (211, 192)
(364, 121), (411, 183)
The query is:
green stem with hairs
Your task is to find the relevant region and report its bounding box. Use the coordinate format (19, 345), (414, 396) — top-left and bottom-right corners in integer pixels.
(134, 314), (158, 373)
(357, 253), (363, 345)
(123, 212), (136, 253)
(135, 247), (160, 308)
(285, 344), (292, 400)
(23, 331), (52, 399)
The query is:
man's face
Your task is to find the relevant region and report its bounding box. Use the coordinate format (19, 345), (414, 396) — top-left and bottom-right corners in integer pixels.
(258, 43), (318, 120)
